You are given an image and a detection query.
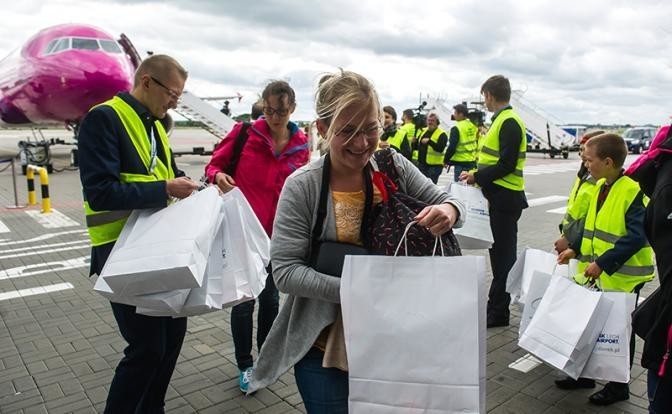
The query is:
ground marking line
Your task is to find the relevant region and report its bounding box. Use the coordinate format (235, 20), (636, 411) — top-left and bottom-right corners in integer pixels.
(0, 283), (74, 301)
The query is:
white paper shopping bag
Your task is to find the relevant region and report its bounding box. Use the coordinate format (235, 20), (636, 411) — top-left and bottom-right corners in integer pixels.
(93, 274), (190, 313)
(446, 183), (493, 249)
(506, 248), (558, 305)
(341, 255), (486, 413)
(101, 187), (223, 296)
(135, 188), (269, 317)
(580, 292), (636, 382)
(518, 270), (553, 337)
(518, 277), (613, 379)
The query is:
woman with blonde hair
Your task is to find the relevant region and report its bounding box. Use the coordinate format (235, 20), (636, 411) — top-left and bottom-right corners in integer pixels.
(249, 70), (465, 412)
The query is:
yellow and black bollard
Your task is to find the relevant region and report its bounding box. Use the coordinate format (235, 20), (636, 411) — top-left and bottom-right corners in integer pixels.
(26, 165), (51, 213)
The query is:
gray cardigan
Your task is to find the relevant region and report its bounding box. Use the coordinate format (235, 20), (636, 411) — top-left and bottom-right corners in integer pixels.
(248, 151), (466, 392)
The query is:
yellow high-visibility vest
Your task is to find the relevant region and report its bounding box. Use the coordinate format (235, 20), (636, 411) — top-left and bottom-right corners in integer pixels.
(84, 96), (175, 246)
(573, 176), (654, 292)
(477, 108), (526, 191)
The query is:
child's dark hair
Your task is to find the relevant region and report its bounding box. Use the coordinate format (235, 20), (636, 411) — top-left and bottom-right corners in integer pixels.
(585, 133), (628, 168)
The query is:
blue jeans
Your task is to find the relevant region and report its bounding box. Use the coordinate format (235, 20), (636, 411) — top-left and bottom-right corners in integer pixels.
(418, 164), (443, 184)
(105, 303), (187, 414)
(648, 369), (672, 413)
(294, 347), (349, 413)
(231, 269), (278, 370)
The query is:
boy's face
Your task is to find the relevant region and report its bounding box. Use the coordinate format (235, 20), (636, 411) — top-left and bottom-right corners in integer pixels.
(582, 145), (611, 179)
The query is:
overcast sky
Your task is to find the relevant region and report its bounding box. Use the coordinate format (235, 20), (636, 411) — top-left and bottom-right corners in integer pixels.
(1, 0), (671, 125)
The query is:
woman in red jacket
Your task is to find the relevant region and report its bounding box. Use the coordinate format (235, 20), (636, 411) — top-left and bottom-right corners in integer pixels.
(205, 80), (310, 393)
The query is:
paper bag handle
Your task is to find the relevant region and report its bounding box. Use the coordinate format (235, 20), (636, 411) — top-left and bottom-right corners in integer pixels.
(394, 221), (445, 257)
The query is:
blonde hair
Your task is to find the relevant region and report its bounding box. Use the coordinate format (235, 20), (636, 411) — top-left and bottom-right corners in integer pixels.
(315, 70), (382, 145)
(134, 54), (188, 88)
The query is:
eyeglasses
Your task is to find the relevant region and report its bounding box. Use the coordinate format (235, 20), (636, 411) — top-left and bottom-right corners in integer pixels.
(150, 76), (182, 102)
(335, 124), (382, 140)
(263, 106), (290, 117)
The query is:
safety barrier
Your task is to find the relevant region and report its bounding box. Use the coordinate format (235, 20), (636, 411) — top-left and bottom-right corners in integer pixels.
(26, 164), (51, 213)
(1, 157), (23, 209)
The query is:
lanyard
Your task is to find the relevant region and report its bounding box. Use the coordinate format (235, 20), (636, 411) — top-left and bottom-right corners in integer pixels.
(149, 126), (157, 174)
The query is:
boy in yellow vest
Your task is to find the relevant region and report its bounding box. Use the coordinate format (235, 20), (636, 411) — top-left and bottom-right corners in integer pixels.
(557, 133), (654, 405)
(553, 130), (604, 253)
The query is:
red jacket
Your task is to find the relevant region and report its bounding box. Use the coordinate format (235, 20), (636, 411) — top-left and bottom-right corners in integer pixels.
(205, 118), (309, 236)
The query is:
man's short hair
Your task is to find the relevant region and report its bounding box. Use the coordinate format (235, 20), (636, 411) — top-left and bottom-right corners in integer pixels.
(585, 133), (628, 168)
(383, 106), (397, 122)
(134, 54), (188, 88)
(481, 75), (511, 102)
(453, 104), (468, 116)
(402, 109), (414, 120)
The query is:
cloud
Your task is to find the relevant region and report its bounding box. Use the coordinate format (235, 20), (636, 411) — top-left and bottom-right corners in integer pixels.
(0, 0), (671, 124)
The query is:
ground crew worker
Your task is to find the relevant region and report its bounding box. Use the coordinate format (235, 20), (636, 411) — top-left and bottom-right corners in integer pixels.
(444, 103), (478, 182)
(399, 109), (417, 162)
(460, 74), (528, 329)
(78, 54), (199, 413)
(415, 112), (447, 183)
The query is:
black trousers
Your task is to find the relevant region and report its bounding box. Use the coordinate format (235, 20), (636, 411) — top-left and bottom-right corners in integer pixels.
(104, 302), (187, 414)
(487, 206), (523, 321)
(231, 272), (279, 370)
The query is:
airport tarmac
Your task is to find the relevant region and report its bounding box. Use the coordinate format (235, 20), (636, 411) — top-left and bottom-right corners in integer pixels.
(0, 128), (655, 413)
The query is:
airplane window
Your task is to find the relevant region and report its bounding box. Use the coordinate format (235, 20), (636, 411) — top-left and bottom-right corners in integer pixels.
(43, 39), (58, 55)
(51, 38), (71, 54)
(99, 39), (122, 53)
(72, 38), (100, 51)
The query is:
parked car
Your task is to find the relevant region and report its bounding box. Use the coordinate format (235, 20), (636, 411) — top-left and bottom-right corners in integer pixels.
(623, 127), (658, 154)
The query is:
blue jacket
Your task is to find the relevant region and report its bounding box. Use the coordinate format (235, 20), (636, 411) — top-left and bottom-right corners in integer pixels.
(78, 92), (185, 275)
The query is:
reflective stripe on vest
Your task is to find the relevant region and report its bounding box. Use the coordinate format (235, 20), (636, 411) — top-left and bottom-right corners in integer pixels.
(573, 176), (654, 292)
(450, 119), (478, 162)
(83, 96), (175, 246)
(417, 127), (446, 165)
(477, 109), (526, 190)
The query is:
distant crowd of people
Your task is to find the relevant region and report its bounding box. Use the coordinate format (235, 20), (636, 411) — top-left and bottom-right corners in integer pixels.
(77, 53), (671, 413)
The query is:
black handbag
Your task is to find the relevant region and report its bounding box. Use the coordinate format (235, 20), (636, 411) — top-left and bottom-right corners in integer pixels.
(308, 153), (371, 277)
(365, 149), (461, 257)
(633, 285), (663, 339)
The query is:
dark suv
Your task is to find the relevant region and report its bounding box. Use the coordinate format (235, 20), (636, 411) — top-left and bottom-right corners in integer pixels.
(623, 127), (658, 154)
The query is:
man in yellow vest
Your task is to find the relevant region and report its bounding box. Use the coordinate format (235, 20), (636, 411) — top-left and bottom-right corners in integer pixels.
(415, 112), (448, 183)
(78, 55), (199, 413)
(444, 103), (478, 182)
(379, 105), (411, 159)
(460, 75), (528, 328)
(557, 133), (654, 405)
(399, 108), (417, 162)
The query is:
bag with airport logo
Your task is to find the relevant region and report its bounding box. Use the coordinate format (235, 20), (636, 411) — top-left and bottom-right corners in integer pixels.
(580, 292), (636, 383)
(518, 277), (613, 379)
(446, 182), (493, 249)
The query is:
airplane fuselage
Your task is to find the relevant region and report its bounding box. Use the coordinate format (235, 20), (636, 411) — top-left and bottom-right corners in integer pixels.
(0, 24), (135, 127)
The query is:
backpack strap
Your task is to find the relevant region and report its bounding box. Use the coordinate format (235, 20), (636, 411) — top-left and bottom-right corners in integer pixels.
(373, 148), (401, 187)
(225, 122), (251, 177)
(311, 153), (373, 251)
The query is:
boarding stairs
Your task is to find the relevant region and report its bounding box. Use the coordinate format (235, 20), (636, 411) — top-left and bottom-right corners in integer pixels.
(174, 90), (236, 140)
(509, 91), (575, 157)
